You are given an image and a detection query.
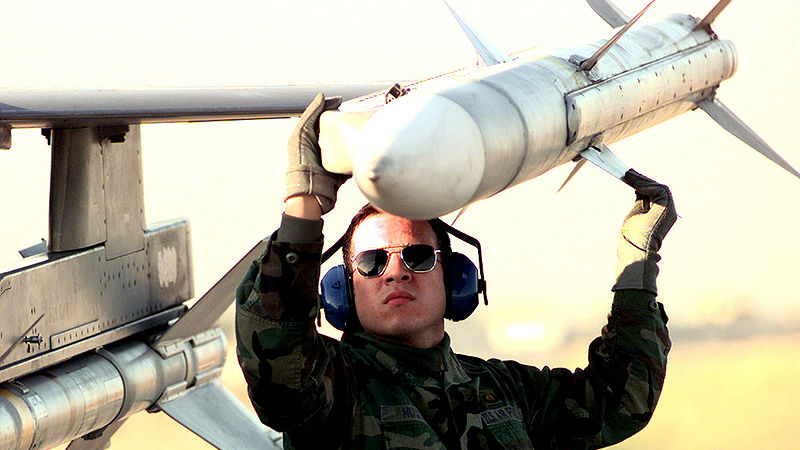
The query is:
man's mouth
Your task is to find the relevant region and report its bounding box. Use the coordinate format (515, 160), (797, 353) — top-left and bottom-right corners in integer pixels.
(384, 290), (414, 306)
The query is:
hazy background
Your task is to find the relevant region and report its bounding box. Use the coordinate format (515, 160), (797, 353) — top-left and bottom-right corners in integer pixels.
(1, 0), (797, 449)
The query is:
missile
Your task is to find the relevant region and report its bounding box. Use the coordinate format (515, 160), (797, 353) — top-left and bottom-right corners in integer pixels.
(319, 7), (799, 220)
(0, 329), (224, 450)
(0, 327), (281, 450)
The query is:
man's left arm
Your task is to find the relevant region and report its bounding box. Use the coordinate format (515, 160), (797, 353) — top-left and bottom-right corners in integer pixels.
(507, 171), (676, 449)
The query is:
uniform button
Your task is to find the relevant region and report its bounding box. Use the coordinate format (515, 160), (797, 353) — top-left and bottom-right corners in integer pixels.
(285, 252), (300, 265)
(649, 300), (658, 312)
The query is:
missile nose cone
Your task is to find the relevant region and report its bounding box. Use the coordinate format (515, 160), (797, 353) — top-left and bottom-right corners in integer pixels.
(353, 94), (485, 220)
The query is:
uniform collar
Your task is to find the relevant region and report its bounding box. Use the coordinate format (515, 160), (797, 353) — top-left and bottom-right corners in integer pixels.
(345, 331), (471, 387)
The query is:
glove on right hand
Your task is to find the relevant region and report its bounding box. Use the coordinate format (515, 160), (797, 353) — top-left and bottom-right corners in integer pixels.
(612, 170), (677, 295)
(285, 93), (350, 215)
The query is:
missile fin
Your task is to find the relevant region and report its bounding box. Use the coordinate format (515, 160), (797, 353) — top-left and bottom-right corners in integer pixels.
(152, 238), (269, 348)
(698, 98), (800, 179)
(159, 379), (283, 450)
(580, 0), (657, 72)
(580, 144), (631, 180)
(694, 0), (733, 32)
(65, 419), (127, 450)
(451, 206), (470, 225)
(443, 0), (510, 66)
(586, 0), (630, 28)
(557, 158), (588, 192)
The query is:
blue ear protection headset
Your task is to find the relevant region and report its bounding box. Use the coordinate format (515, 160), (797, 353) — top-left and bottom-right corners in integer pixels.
(319, 218), (487, 331)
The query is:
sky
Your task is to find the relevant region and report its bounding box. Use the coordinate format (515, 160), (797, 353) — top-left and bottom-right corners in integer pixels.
(0, 0), (797, 361)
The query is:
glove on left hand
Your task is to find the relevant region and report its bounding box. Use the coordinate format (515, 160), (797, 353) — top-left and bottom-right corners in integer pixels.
(285, 93), (350, 215)
(612, 170), (677, 295)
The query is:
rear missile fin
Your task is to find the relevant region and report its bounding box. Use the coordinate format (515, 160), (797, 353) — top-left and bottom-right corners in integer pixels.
(580, 144), (631, 180)
(586, 0), (630, 28)
(698, 98), (800, 179)
(580, 0), (657, 72)
(557, 158), (588, 192)
(159, 379), (283, 450)
(152, 238), (269, 349)
(443, 0), (510, 66)
(694, 0), (733, 32)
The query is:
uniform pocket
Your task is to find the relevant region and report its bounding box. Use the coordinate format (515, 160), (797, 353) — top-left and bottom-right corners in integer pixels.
(480, 405), (534, 450)
(380, 405), (446, 450)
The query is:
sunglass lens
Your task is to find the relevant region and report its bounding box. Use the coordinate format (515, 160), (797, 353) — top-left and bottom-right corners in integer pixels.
(402, 244), (436, 272)
(355, 249), (388, 277)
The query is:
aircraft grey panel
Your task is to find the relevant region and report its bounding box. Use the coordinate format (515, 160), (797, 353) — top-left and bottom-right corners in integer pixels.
(159, 379), (283, 450)
(0, 83), (391, 130)
(0, 220), (192, 383)
(100, 126), (145, 259)
(153, 238), (268, 348)
(48, 127), (107, 251)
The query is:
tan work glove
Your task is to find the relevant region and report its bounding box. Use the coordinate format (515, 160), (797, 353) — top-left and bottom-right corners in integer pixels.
(612, 170), (677, 295)
(285, 93), (350, 214)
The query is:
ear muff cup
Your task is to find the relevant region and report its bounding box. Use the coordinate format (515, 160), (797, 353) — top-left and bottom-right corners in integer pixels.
(319, 251), (480, 331)
(445, 252), (480, 321)
(320, 265), (351, 331)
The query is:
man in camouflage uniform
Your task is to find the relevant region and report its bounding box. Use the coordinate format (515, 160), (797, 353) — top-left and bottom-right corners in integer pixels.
(236, 94), (675, 449)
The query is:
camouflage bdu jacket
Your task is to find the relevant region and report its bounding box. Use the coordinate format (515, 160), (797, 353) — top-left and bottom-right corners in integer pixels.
(236, 218), (671, 450)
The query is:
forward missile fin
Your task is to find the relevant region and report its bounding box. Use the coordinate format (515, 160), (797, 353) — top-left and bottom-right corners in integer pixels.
(694, 0), (733, 32)
(451, 206), (470, 225)
(65, 419), (127, 450)
(159, 379), (283, 450)
(698, 98), (800, 179)
(152, 238), (269, 348)
(580, 144), (631, 180)
(580, 0), (657, 72)
(557, 158), (588, 192)
(586, 0), (630, 28)
(443, 0), (510, 66)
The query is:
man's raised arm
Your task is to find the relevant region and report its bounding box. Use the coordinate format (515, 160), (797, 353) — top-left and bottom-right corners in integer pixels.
(235, 94), (352, 444)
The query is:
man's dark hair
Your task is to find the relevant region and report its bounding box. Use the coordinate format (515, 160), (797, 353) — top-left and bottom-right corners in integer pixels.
(341, 204), (452, 273)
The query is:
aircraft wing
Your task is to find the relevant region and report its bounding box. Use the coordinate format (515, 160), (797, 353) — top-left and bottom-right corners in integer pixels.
(0, 83), (391, 130)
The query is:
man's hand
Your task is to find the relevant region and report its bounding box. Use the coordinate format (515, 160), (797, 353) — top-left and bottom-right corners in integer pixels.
(285, 93), (350, 218)
(612, 170), (677, 294)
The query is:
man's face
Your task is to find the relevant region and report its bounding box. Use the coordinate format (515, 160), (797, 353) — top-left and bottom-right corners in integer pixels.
(350, 213), (447, 348)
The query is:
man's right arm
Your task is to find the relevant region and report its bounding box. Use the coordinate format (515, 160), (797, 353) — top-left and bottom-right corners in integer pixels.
(235, 212), (333, 430)
(236, 93), (353, 441)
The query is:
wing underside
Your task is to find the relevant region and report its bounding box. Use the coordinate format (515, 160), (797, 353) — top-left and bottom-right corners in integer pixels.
(0, 83), (390, 130)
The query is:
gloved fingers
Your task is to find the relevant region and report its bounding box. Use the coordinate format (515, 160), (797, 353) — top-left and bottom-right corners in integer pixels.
(289, 94), (343, 163)
(621, 169), (655, 189)
(296, 93), (326, 133)
(285, 93), (348, 215)
(322, 96), (342, 113)
(296, 94), (342, 137)
(623, 169), (674, 210)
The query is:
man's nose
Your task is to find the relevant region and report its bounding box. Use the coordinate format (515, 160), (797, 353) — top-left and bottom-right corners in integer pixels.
(383, 252), (411, 283)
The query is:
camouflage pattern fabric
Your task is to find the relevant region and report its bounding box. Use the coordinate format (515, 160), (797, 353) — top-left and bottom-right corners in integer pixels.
(236, 234), (670, 450)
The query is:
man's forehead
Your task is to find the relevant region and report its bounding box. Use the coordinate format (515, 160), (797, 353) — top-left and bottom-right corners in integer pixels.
(352, 213), (437, 250)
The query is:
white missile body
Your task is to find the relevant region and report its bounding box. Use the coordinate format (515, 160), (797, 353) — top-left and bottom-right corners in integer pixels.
(321, 14), (738, 219)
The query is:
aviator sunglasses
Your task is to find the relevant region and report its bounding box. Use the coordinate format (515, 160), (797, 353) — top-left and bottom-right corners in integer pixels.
(351, 244), (442, 278)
